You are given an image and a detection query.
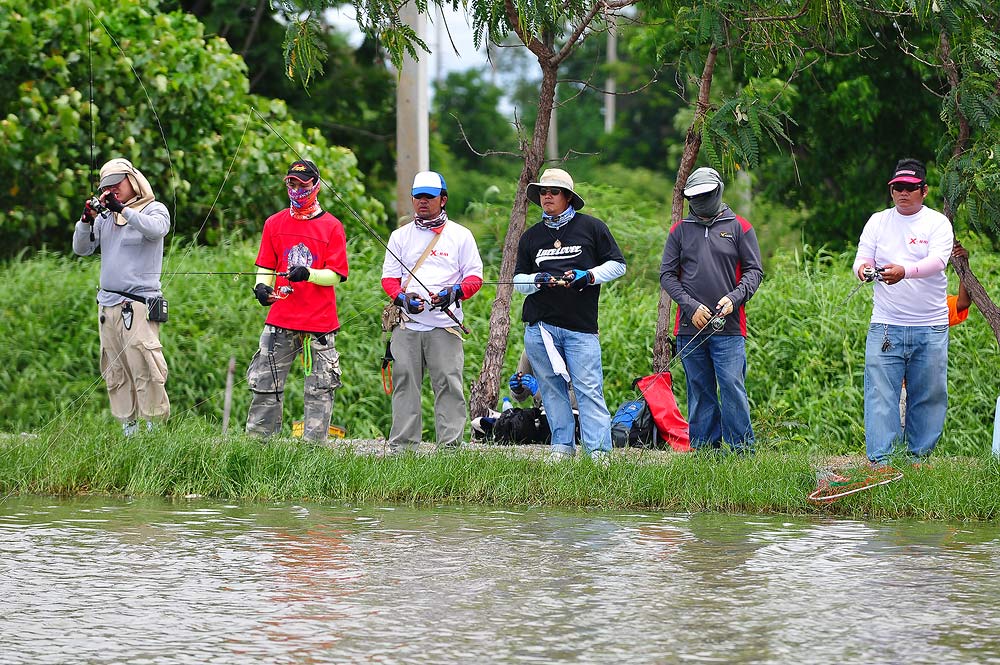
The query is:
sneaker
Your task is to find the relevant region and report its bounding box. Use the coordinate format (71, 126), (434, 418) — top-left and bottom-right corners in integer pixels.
(123, 420), (139, 437)
(589, 450), (611, 468)
(546, 450), (574, 464)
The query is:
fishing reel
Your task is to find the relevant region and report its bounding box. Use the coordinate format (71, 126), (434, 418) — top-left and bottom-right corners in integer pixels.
(87, 194), (109, 216)
(862, 266), (886, 282)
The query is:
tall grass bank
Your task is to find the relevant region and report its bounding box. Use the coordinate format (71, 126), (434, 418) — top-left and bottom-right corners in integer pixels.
(3, 237), (996, 458)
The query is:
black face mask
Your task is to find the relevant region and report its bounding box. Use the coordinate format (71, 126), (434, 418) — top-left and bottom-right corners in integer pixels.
(688, 186), (723, 220)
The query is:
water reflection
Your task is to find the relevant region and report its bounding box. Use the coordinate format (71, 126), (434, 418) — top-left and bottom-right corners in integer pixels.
(2, 497), (1000, 664)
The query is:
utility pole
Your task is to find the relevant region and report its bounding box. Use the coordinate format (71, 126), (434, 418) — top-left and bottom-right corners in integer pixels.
(395, 1), (429, 224)
(546, 87), (558, 161)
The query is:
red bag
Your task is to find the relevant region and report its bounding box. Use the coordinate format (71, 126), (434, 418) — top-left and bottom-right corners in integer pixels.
(635, 373), (691, 452)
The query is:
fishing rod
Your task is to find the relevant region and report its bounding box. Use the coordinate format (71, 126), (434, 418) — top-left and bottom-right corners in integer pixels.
(84, 15), (97, 242)
(249, 107), (471, 335)
(665, 305), (729, 374)
(151, 271), (287, 277)
(427, 277), (576, 288)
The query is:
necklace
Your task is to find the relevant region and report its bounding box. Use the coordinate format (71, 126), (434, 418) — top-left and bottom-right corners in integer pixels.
(542, 208), (575, 249)
(546, 227), (565, 249)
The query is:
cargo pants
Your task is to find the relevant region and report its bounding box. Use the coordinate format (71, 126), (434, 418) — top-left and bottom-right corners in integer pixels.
(246, 325), (342, 442)
(99, 300), (171, 423)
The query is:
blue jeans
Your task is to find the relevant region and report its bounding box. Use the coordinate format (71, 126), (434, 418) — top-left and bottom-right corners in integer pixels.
(865, 324), (948, 463)
(524, 323), (611, 456)
(676, 334), (754, 451)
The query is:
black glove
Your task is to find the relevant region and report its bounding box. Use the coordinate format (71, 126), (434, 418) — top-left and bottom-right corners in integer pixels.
(431, 284), (463, 308)
(565, 269), (593, 289)
(394, 292), (425, 315)
(103, 192), (125, 214)
(534, 272), (557, 288)
(81, 201), (97, 223)
(287, 266), (311, 282)
(253, 283), (274, 307)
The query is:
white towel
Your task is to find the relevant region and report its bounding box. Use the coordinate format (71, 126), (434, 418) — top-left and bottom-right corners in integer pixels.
(539, 324), (570, 383)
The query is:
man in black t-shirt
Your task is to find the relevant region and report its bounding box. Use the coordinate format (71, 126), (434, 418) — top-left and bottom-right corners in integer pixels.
(513, 168), (626, 465)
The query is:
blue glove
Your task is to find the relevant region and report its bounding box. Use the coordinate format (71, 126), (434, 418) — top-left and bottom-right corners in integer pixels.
(508, 372), (539, 396)
(565, 269), (593, 289)
(508, 372), (522, 391)
(431, 284), (463, 308)
(394, 292), (425, 314)
(287, 265), (310, 282)
(534, 272), (556, 288)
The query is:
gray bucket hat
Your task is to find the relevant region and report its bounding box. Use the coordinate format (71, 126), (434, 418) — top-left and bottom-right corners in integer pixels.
(526, 168), (585, 210)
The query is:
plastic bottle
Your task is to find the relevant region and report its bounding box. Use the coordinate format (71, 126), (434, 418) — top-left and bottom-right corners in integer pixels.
(501, 396), (513, 412)
(992, 395), (1000, 457)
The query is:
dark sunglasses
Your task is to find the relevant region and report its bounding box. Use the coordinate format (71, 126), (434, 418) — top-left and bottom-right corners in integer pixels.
(891, 182), (924, 193)
(537, 187), (565, 197)
(413, 193), (439, 200)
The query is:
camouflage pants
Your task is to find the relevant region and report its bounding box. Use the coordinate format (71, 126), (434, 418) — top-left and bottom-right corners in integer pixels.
(246, 325), (342, 442)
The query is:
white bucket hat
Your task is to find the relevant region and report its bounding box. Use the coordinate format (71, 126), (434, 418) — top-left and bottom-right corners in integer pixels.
(527, 168), (585, 210)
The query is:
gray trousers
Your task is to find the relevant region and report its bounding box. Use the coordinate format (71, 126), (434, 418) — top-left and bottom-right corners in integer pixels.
(389, 326), (466, 450)
(246, 325), (342, 442)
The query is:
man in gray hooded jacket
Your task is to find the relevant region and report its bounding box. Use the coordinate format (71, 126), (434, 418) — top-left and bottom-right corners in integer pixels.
(659, 167), (763, 452)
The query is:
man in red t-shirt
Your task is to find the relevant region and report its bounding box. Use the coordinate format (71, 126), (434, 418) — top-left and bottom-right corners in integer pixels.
(246, 159), (350, 442)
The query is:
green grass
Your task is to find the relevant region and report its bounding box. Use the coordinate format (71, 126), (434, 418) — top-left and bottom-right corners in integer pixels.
(2, 419), (999, 521)
(2, 207), (997, 458)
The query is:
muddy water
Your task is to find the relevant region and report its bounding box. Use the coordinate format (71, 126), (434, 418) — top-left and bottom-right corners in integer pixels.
(2, 496), (1000, 663)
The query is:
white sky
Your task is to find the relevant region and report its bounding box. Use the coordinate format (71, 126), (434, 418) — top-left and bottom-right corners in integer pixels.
(325, 5), (490, 79)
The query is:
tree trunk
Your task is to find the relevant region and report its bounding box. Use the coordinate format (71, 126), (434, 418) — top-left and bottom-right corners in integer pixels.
(951, 254), (1000, 344)
(939, 30), (1000, 345)
(468, 64), (558, 418)
(652, 46), (719, 372)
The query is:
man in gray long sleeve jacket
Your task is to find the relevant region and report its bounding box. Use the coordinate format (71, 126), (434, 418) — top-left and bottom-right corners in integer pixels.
(73, 158), (171, 436)
(659, 167), (764, 452)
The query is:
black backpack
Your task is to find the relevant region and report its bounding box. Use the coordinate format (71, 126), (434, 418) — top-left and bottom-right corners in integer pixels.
(492, 407), (551, 445)
(610, 397), (657, 448)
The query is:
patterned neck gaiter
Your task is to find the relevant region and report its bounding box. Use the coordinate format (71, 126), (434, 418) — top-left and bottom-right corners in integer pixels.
(288, 181), (323, 220)
(414, 209), (449, 231)
(542, 206), (576, 230)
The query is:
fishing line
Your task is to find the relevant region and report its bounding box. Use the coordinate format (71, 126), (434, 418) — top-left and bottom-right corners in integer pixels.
(158, 107), (255, 285)
(89, 10), (177, 244)
(248, 107), (470, 334)
(3, 14), (182, 505)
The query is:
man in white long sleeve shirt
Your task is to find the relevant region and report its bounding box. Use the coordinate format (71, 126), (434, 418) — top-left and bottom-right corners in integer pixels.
(853, 158), (953, 465)
(73, 158), (171, 435)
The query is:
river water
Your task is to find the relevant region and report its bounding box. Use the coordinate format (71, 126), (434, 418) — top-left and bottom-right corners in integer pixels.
(2, 496), (1000, 664)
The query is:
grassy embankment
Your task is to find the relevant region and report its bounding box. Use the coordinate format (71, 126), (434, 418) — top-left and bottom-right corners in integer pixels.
(2, 423), (1000, 521)
(2, 176), (997, 516)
